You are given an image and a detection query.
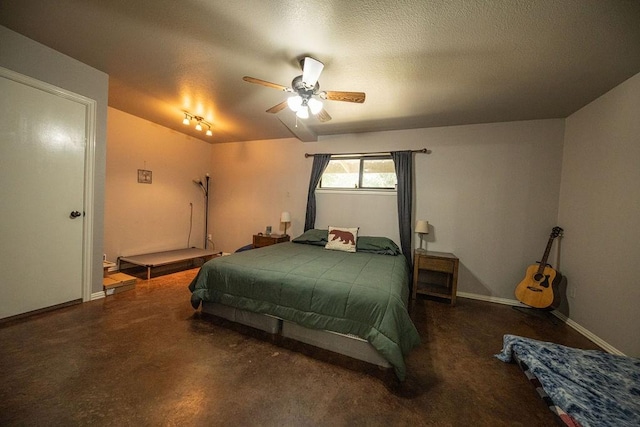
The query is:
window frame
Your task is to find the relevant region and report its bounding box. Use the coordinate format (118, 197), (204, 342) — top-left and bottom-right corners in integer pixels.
(318, 155), (397, 191)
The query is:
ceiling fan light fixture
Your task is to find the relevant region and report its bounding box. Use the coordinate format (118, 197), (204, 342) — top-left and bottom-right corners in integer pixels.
(308, 97), (323, 115)
(287, 95), (303, 112)
(296, 105), (309, 119)
(242, 57), (365, 124)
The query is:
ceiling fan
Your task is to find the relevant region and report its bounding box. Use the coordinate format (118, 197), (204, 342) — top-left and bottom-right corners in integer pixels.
(243, 57), (365, 122)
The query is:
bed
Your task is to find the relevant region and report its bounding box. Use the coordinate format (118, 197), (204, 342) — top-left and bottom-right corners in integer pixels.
(496, 334), (640, 427)
(189, 229), (421, 380)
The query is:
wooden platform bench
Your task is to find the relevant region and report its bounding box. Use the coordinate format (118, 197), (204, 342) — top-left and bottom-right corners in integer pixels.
(118, 248), (217, 280)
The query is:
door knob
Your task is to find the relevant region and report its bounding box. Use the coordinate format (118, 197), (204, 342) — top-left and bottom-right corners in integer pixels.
(70, 211), (82, 219)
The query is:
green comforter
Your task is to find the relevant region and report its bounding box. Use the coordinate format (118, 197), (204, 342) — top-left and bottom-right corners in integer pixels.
(189, 242), (420, 380)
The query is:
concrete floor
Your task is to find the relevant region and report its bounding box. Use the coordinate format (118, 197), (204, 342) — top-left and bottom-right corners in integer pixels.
(0, 268), (600, 426)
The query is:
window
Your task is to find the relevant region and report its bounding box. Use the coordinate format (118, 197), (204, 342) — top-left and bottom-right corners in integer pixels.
(320, 156), (397, 190)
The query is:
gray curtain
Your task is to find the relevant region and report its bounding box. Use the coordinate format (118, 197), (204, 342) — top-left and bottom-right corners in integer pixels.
(391, 151), (413, 273)
(304, 154), (332, 231)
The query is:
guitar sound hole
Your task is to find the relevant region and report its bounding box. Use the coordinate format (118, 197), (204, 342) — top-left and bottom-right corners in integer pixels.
(533, 273), (544, 282)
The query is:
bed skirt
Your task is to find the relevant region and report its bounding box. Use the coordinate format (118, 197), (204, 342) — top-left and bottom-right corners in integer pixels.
(201, 301), (390, 368)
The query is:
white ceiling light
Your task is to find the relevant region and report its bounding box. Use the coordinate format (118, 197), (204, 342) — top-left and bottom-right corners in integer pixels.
(288, 96), (322, 117)
(287, 95), (303, 112)
(307, 97), (323, 115)
(296, 105), (309, 119)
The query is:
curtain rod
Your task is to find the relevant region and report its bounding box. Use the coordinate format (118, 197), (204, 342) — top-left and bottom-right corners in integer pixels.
(304, 148), (430, 158)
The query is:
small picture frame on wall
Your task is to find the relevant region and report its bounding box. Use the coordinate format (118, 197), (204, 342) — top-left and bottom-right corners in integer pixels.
(265, 226), (272, 235)
(138, 169), (152, 184)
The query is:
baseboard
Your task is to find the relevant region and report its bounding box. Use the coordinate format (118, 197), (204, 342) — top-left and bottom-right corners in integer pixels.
(456, 292), (521, 307)
(549, 311), (624, 355)
(90, 291), (105, 301)
(457, 291), (625, 356)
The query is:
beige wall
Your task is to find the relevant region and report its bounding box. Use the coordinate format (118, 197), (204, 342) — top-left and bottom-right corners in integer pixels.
(104, 115), (564, 303)
(0, 26), (109, 295)
(208, 137), (310, 251)
(559, 72), (640, 357)
(104, 108), (212, 261)
(208, 119), (565, 301)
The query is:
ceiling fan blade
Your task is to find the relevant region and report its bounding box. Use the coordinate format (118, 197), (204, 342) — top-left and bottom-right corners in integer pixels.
(301, 57), (324, 87)
(316, 108), (332, 122)
(266, 100), (288, 114)
(243, 76), (288, 91)
(323, 91), (366, 103)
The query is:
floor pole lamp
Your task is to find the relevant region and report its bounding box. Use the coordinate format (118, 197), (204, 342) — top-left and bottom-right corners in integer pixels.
(193, 174), (210, 249)
(280, 211), (291, 236)
(415, 220), (429, 252)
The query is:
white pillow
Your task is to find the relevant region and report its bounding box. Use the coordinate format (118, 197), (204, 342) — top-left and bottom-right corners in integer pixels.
(325, 226), (358, 253)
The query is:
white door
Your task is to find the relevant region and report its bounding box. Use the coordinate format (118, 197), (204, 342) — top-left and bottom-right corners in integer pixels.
(0, 71), (87, 319)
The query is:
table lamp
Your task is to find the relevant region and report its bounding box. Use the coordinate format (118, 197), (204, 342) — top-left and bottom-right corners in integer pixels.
(280, 211), (291, 236)
(415, 220), (429, 251)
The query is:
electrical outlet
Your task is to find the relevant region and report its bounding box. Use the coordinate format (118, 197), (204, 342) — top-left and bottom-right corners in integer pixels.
(569, 285), (576, 298)
(208, 234), (212, 240)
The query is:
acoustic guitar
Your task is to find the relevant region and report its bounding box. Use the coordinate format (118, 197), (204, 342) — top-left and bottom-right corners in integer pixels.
(515, 226), (564, 309)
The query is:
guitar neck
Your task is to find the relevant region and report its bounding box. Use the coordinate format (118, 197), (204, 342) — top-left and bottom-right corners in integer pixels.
(536, 236), (556, 274)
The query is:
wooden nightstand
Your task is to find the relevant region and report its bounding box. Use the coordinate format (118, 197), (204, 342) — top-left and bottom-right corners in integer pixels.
(253, 234), (290, 248)
(412, 250), (459, 305)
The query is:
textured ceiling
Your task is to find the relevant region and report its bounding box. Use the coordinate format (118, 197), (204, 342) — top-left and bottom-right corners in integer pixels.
(1, 0), (639, 143)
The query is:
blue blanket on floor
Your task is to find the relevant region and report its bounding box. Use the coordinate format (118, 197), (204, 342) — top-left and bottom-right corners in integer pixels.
(496, 334), (640, 427)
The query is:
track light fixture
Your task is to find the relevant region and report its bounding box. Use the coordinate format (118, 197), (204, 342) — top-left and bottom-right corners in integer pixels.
(182, 112), (213, 137)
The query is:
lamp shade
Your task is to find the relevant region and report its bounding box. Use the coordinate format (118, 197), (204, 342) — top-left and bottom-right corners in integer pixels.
(308, 97), (323, 115)
(280, 212), (291, 223)
(287, 95), (302, 112)
(296, 105), (309, 119)
(415, 220), (429, 234)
